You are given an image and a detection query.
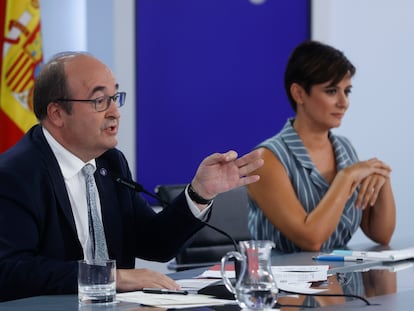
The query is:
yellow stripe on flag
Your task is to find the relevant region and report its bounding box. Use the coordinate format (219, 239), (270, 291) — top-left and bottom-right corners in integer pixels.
(0, 0), (42, 133)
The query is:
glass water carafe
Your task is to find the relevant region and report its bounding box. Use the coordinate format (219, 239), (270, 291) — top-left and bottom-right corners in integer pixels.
(221, 240), (278, 310)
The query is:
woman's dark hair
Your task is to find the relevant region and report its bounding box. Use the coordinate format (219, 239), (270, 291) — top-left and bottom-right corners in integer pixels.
(284, 40), (356, 112)
(33, 51), (90, 120)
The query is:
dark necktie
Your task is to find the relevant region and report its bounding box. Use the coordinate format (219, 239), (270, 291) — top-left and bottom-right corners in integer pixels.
(82, 164), (109, 262)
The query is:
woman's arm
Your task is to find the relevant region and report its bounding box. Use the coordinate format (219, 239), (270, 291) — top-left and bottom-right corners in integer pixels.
(247, 148), (392, 251)
(360, 176), (396, 245)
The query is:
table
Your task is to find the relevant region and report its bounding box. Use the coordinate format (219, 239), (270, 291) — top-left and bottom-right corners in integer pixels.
(269, 241), (414, 310)
(1, 245), (413, 311)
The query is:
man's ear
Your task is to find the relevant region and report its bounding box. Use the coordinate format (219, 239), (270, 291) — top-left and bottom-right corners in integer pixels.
(290, 83), (305, 107)
(46, 102), (65, 127)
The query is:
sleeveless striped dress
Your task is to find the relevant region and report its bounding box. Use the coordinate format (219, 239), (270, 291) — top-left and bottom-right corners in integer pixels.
(248, 118), (362, 252)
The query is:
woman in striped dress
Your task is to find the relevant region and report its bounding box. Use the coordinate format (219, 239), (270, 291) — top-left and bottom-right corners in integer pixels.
(247, 41), (396, 253)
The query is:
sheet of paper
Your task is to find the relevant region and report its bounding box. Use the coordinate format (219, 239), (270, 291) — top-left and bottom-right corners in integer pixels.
(381, 247), (414, 261)
(176, 278), (221, 291)
(330, 246), (414, 261)
(199, 269), (235, 279)
(117, 291), (236, 309)
(272, 265), (329, 283)
(194, 264), (329, 297)
(198, 265), (329, 283)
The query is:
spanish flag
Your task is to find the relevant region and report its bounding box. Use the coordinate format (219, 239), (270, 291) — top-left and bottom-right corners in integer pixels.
(0, 0), (43, 152)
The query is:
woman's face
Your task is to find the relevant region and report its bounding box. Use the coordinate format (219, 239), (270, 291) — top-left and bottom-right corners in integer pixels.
(298, 74), (353, 130)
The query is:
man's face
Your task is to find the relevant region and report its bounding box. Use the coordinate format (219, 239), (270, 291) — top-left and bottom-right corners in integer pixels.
(58, 55), (121, 161)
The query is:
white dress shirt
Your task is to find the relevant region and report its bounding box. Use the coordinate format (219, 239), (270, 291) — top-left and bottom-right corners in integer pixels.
(43, 128), (99, 253)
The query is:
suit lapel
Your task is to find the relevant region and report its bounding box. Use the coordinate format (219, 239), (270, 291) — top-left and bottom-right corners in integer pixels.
(94, 159), (124, 259)
(32, 125), (78, 235)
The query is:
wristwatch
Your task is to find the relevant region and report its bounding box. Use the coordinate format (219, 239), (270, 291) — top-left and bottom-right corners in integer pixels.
(188, 183), (213, 205)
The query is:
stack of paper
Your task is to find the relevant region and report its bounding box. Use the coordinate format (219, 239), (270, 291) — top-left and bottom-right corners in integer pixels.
(117, 291), (236, 309)
(117, 264), (333, 307)
(195, 264), (329, 294)
(325, 246), (414, 262)
(381, 247), (414, 261)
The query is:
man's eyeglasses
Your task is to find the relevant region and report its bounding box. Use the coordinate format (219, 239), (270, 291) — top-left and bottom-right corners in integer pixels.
(56, 92), (126, 112)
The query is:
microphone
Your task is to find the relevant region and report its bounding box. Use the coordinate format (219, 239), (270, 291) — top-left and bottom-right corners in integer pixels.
(112, 175), (163, 203)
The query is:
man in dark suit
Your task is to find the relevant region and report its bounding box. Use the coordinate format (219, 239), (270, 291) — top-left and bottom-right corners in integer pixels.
(0, 52), (263, 301)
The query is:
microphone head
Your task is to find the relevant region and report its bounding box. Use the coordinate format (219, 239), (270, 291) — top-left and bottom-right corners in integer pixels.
(111, 174), (166, 203)
(111, 174), (144, 192)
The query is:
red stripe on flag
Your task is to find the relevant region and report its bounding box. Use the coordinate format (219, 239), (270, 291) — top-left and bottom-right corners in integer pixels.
(7, 53), (28, 90)
(19, 69), (33, 92)
(16, 59), (32, 92)
(5, 51), (25, 77)
(0, 109), (24, 153)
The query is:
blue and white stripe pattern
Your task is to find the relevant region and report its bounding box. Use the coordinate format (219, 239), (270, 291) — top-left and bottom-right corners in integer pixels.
(248, 118), (362, 253)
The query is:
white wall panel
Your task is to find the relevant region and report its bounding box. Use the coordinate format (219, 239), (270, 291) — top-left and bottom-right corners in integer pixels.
(312, 0), (414, 245)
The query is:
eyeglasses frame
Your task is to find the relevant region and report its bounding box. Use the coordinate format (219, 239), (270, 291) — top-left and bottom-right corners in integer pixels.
(56, 91), (126, 112)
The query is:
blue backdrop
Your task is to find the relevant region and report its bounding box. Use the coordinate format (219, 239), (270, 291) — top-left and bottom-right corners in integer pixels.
(136, 0), (310, 200)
